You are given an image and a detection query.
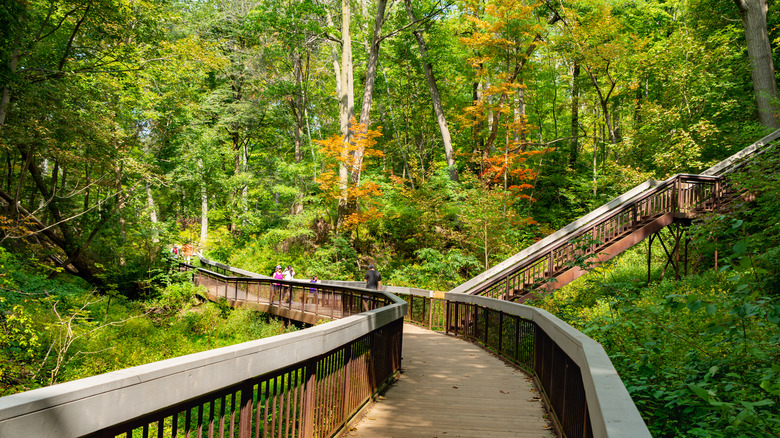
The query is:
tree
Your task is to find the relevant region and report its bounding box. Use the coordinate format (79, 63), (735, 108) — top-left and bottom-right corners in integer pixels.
(0, 0), (164, 288)
(459, 0), (557, 154)
(316, 119), (384, 230)
(404, 0), (459, 182)
(734, 0), (780, 129)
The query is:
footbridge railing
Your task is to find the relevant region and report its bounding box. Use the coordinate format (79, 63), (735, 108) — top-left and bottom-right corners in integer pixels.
(182, 260), (393, 325)
(0, 264), (406, 438)
(452, 129), (780, 300)
(394, 288), (650, 438)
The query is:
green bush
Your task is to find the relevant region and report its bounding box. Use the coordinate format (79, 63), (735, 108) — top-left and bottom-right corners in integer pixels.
(533, 244), (780, 437)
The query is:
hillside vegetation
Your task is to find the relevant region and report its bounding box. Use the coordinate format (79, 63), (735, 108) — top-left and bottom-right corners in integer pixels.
(0, 254), (295, 395)
(532, 153), (780, 437)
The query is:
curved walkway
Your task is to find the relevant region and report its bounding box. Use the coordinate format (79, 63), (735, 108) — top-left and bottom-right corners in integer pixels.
(344, 324), (556, 438)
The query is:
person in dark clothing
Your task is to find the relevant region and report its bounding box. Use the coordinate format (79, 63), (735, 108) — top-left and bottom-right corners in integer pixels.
(365, 264), (382, 290)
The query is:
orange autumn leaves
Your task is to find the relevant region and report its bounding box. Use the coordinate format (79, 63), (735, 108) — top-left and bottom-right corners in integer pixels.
(316, 119), (384, 229)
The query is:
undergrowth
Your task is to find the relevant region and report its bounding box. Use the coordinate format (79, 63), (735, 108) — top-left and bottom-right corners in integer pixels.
(0, 250), (296, 396)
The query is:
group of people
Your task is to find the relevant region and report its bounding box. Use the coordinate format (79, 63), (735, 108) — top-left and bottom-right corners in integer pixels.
(273, 265), (295, 282)
(270, 263), (381, 303)
(170, 244), (195, 263)
(272, 265), (295, 302)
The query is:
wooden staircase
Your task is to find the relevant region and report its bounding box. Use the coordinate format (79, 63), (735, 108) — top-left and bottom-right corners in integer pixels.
(452, 129), (780, 301)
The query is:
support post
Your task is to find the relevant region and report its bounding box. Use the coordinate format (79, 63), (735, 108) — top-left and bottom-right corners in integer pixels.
(238, 381), (254, 438)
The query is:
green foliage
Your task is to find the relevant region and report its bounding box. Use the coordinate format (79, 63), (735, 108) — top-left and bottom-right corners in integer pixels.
(387, 248), (480, 291)
(0, 251), (297, 395)
(153, 281), (207, 311)
(533, 223), (780, 436)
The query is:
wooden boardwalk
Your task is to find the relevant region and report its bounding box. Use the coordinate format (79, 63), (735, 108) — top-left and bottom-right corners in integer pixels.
(344, 324), (556, 438)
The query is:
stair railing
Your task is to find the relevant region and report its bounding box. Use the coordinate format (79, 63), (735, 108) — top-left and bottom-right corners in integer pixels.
(452, 129), (780, 299)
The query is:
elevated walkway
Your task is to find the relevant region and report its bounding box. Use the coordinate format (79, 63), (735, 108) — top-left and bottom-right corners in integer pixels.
(345, 324), (554, 438)
(451, 129), (780, 300)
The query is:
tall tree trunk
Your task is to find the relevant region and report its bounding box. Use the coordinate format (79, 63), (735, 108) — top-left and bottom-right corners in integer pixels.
(570, 62), (581, 166)
(326, 9), (342, 98)
(115, 158), (126, 266)
(352, 0), (389, 186)
(292, 51), (305, 164)
(198, 158), (208, 251)
(404, 0), (458, 182)
(146, 183), (159, 243)
(734, 0), (780, 129)
(513, 86), (527, 149)
(472, 81), (484, 154)
(0, 48), (19, 126)
(239, 142), (248, 218)
(337, 0), (354, 229)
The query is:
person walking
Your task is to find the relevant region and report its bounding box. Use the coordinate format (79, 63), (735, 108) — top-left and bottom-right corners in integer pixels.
(273, 265), (284, 302)
(365, 264), (382, 290)
(283, 265), (295, 302)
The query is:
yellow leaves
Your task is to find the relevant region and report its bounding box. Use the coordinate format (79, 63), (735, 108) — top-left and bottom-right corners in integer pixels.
(317, 119), (384, 169)
(459, 0), (542, 56)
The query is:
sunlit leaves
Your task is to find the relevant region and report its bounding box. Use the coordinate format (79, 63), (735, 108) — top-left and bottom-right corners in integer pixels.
(316, 119), (385, 230)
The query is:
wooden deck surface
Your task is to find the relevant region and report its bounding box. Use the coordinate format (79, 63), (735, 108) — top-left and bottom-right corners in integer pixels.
(343, 324), (556, 438)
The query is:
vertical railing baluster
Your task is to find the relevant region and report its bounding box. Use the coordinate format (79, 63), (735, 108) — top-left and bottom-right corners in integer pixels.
(238, 382), (253, 438)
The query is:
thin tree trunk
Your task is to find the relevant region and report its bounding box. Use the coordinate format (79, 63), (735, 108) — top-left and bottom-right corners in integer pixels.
(292, 51), (305, 164)
(514, 86), (527, 149)
(146, 183), (159, 243)
(241, 142), (248, 211)
(198, 159), (208, 251)
(84, 163), (91, 212)
(325, 9), (342, 98)
(353, 0), (389, 185)
(404, 0), (458, 182)
(593, 100), (599, 196)
(0, 48), (19, 126)
(115, 157), (126, 266)
(472, 81), (482, 154)
(570, 62), (581, 166)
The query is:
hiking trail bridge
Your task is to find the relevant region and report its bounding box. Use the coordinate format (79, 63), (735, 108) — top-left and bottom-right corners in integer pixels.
(0, 129), (778, 438)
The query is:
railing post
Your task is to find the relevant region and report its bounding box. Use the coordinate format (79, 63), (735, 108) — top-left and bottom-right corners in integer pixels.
(483, 307), (489, 346)
(300, 359), (317, 438)
(498, 311), (504, 355)
(715, 178), (722, 210)
(428, 297), (434, 330)
(673, 177), (680, 214)
(446, 300), (452, 335)
(548, 251), (554, 277)
(238, 381), (254, 438)
(341, 344), (352, 421)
